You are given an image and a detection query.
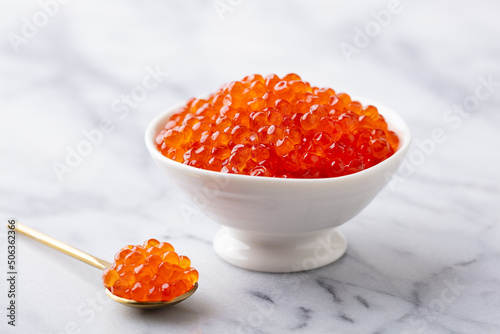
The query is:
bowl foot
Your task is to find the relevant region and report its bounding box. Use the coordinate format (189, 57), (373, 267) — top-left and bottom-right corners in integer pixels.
(213, 227), (347, 273)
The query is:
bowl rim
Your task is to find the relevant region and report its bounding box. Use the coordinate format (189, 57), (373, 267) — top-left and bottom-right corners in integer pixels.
(145, 96), (411, 183)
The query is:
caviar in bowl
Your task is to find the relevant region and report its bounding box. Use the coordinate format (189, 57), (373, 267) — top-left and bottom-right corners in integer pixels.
(145, 76), (410, 272)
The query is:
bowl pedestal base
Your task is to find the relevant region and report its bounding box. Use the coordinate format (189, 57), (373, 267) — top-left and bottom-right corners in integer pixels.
(213, 227), (347, 273)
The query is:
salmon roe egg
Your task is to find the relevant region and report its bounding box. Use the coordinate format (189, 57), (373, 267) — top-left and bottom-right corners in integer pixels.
(102, 239), (198, 302)
(155, 74), (400, 178)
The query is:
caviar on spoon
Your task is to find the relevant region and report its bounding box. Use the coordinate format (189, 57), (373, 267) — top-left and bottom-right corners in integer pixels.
(14, 223), (198, 309)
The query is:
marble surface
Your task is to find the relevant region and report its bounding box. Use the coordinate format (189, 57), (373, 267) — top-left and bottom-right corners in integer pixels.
(1, 0), (500, 333)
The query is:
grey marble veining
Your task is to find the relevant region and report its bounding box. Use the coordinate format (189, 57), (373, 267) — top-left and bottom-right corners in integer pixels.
(1, 0), (500, 333)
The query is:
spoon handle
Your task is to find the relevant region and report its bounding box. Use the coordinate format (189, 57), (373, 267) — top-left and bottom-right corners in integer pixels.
(14, 223), (112, 270)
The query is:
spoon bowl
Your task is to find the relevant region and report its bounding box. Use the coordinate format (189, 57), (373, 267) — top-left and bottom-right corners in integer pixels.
(105, 283), (198, 309)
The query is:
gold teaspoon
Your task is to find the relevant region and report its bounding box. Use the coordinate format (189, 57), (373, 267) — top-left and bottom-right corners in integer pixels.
(13, 223), (198, 309)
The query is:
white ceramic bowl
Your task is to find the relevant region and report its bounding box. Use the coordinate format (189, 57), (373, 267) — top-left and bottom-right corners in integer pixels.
(145, 98), (411, 272)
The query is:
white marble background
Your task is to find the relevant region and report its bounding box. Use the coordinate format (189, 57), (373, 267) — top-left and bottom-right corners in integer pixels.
(1, 0), (499, 333)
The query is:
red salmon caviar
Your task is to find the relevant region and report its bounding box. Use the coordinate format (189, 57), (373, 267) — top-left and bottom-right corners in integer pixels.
(102, 239), (198, 302)
(156, 74), (399, 178)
